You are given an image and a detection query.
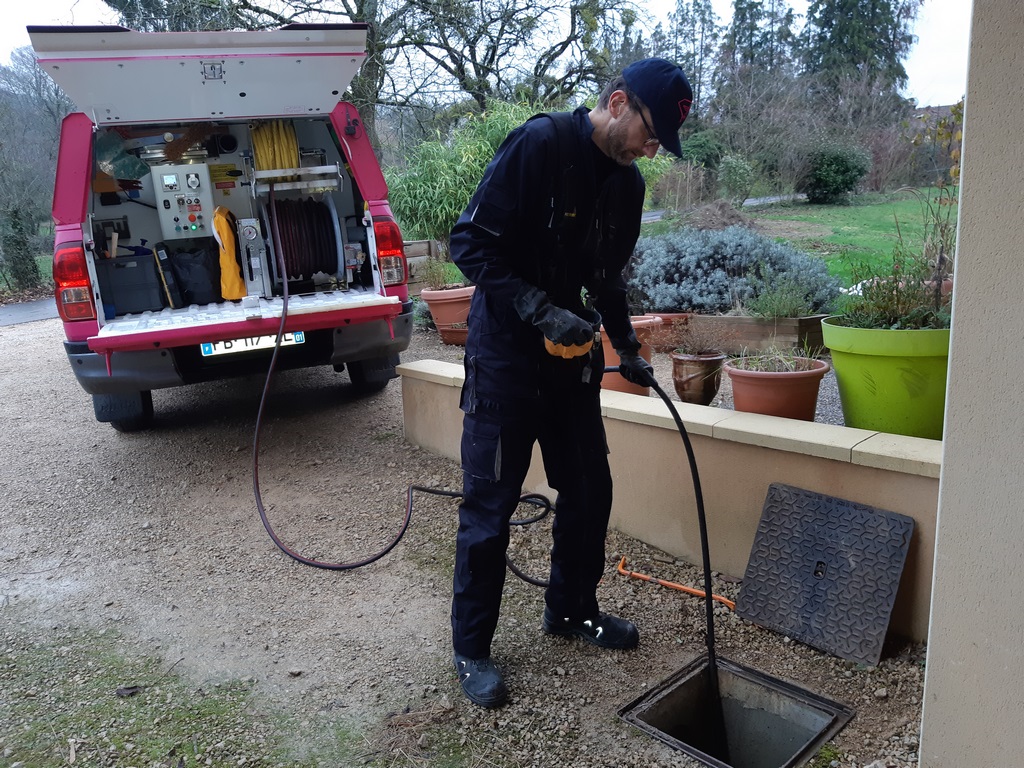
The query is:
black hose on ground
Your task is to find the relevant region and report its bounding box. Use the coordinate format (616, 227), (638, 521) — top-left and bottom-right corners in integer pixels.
(252, 186), (411, 570)
(250, 212), (555, 575)
(251, 295), (716, 700)
(251, 189), (557, 576)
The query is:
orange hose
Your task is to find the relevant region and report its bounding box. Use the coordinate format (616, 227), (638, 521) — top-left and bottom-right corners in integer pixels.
(617, 556), (736, 611)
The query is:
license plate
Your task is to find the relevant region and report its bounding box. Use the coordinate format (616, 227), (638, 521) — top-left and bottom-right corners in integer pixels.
(200, 331), (305, 357)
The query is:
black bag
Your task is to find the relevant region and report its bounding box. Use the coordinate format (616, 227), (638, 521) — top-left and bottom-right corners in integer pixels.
(170, 247), (221, 306)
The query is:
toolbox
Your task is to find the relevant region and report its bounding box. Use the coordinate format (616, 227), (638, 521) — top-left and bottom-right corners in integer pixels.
(93, 254), (164, 317)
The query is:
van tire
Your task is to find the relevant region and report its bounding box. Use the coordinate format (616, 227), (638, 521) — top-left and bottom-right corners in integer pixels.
(347, 354), (398, 394)
(94, 391), (155, 432)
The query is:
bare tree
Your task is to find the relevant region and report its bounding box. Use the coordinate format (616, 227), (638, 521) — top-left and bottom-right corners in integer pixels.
(706, 65), (811, 187)
(99, 0), (634, 143)
(0, 47), (74, 138)
(0, 47), (76, 290)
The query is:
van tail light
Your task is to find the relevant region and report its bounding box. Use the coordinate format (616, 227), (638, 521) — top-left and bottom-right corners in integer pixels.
(373, 215), (408, 287)
(53, 244), (96, 322)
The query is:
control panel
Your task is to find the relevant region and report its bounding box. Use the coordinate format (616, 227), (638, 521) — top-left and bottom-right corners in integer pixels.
(152, 163), (215, 240)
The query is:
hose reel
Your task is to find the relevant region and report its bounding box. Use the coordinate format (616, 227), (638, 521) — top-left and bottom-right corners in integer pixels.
(251, 120), (346, 283)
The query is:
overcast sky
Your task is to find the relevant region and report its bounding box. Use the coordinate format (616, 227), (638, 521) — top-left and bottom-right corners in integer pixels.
(4, 0), (971, 107)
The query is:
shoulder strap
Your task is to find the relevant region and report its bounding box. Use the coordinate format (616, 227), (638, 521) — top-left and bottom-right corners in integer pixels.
(526, 112), (581, 241)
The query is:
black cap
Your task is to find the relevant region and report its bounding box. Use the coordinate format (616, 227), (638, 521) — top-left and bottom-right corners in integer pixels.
(622, 58), (693, 157)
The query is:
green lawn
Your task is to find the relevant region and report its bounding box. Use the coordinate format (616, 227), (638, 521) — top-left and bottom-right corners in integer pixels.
(745, 188), (956, 286)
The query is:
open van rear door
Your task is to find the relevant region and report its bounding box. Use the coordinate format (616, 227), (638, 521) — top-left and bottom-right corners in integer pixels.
(28, 24), (368, 125)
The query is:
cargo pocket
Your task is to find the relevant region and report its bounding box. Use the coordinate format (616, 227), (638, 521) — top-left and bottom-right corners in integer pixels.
(460, 356), (477, 414)
(470, 184), (515, 237)
(461, 417), (502, 482)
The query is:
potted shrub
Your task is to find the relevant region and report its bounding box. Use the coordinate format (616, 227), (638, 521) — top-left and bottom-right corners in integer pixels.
(418, 256), (475, 346)
(661, 316), (735, 406)
(629, 225), (840, 354)
(723, 346), (830, 421)
(822, 214), (953, 439)
(736, 263), (832, 352)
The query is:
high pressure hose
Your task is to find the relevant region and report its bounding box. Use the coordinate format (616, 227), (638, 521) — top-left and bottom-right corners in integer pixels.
(251, 183), (414, 570)
(248, 238), (721, 691)
(604, 369), (721, 667)
(246, 220), (727, 735)
(616, 365), (729, 758)
(251, 318), (726, 748)
(251, 194), (554, 574)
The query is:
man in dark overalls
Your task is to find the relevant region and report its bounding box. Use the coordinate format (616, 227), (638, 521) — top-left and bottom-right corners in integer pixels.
(449, 58), (693, 708)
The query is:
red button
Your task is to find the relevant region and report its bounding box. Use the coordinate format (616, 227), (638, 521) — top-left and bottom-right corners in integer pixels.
(188, 214), (197, 222)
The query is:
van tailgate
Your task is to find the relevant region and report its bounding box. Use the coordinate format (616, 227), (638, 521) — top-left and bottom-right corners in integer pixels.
(88, 290), (401, 354)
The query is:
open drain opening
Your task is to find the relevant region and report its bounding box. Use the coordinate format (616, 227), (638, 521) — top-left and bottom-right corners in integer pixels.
(619, 655), (854, 768)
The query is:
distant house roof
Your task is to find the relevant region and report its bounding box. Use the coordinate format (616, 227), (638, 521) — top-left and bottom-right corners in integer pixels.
(914, 103), (956, 121)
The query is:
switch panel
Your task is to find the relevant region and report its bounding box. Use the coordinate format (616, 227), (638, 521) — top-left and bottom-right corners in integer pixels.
(152, 163), (215, 240)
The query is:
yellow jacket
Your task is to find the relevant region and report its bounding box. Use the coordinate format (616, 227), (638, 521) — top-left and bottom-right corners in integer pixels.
(213, 206), (246, 300)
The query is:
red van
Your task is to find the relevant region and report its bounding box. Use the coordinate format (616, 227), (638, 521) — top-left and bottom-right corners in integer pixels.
(29, 24), (412, 430)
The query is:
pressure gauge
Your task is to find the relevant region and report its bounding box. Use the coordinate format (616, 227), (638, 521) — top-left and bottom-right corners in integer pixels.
(241, 224), (259, 241)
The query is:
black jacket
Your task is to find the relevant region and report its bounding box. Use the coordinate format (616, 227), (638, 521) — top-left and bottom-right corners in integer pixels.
(450, 106), (646, 402)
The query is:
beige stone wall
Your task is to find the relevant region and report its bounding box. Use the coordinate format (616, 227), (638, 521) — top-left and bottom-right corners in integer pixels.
(920, 2), (1024, 764)
(399, 360), (940, 642)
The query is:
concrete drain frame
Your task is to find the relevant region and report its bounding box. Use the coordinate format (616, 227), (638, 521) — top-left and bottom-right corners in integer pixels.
(619, 653), (855, 768)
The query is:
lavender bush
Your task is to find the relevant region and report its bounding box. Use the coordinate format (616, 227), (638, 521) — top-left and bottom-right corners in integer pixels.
(628, 225), (841, 315)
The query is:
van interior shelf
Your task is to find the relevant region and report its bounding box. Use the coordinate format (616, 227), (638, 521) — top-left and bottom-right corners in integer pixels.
(252, 164), (342, 195)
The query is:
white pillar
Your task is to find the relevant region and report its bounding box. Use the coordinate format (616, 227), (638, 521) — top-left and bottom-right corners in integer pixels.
(920, 1), (1024, 764)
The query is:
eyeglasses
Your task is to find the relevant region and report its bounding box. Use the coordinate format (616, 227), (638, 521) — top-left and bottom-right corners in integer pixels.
(634, 102), (660, 148)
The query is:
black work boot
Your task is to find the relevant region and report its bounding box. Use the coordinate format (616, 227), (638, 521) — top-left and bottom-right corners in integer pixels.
(453, 653), (508, 708)
(542, 608), (640, 650)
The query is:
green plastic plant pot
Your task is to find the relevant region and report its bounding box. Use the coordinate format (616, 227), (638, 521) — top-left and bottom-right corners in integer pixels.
(821, 317), (950, 440)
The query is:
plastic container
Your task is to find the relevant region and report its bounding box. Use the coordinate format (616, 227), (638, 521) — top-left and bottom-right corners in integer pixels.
(94, 254), (163, 317)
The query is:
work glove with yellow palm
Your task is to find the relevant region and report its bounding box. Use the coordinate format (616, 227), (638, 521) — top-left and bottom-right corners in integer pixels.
(514, 285), (594, 357)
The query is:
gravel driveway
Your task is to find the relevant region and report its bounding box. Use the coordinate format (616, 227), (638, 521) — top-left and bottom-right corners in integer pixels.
(1, 317), (921, 767)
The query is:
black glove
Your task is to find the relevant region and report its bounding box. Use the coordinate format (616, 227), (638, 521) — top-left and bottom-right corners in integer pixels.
(513, 285), (594, 347)
(618, 350), (654, 386)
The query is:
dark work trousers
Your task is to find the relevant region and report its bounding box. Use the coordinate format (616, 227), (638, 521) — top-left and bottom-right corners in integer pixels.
(451, 388), (612, 660)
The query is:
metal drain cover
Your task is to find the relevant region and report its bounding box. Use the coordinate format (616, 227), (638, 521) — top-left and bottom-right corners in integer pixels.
(736, 483), (914, 665)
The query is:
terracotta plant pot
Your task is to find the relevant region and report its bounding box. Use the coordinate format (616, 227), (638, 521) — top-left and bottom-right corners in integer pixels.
(420, 285), (475, 346)
(724, 357), (830, 421)
(670, 351), (727, 406)
(600, 315), (661, 396)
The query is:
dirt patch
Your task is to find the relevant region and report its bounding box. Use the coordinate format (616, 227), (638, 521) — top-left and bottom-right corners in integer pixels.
(0, 319), (923, 767)
(754, 217), (834, 241)
(679, 200), (756, 230)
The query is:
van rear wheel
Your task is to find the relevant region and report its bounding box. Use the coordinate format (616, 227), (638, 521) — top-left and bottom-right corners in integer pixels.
(94, 391), (154, 432)
(346, 354), (398, 394)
